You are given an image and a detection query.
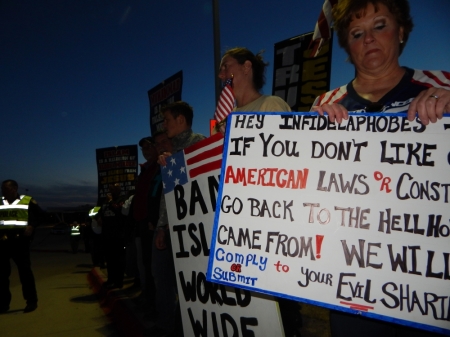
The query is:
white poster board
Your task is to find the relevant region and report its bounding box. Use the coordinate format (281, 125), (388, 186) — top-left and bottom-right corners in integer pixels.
(162, 133), (285, 337)
(207, 112), (450, 335)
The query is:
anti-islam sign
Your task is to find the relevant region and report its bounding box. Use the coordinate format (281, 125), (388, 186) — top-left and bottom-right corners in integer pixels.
(95, 145), (138, 205)
(207, 112), (450, 335)
(148, 71), (183, 136)
(162, 133), (284, 337)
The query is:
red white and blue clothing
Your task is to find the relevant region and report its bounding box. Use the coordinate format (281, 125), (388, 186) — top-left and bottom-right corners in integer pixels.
(313, 67), (450, 112)
(313, 67), (449, 336)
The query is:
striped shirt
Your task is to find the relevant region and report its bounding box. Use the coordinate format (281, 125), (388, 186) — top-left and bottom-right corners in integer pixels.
(313, 67), (450, 112)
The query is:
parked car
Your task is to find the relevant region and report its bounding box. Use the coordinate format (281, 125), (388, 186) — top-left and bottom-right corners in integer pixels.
(50, 222), (70, 235)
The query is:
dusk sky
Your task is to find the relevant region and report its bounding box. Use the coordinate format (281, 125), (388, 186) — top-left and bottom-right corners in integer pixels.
(1, 0), (449, 210)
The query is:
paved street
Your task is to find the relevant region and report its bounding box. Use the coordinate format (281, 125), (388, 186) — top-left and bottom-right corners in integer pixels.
(0, 226), (119, 337)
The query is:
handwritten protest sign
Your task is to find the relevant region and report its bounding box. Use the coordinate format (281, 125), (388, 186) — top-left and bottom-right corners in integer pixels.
(95, 145), (138, 205)
(207, 112), (450, 335)
(162, 133), (284, 337)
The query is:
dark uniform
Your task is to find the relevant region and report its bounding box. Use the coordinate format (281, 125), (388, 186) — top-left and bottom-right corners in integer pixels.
(133, 157), (163, 305)
(99, 194), (126, 289)
(88, 207), (105, 267)
(69, 222), (81, 253)
(0, 194), (40, 313)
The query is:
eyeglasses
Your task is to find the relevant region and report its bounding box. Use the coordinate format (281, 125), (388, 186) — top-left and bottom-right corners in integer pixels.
(365, 102), (385, 113)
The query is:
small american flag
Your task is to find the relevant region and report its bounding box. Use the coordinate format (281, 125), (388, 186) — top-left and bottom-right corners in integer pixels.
(310, 0), (337, 57)
(162, 133), (224, 194)
(214, 78), (235, 123)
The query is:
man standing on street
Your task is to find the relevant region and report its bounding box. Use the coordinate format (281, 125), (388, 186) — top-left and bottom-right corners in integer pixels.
(147, 101), (205, 337)
(98, 183), (127, 289)
(0, 179), (41, 313)
(132, 135), (163, 310)
(69, 221), (81, 254)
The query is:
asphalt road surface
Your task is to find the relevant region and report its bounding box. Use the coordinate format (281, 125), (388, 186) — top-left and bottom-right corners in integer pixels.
(0, 225), (119, 337)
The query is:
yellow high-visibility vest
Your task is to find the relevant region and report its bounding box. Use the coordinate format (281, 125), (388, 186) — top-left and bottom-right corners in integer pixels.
(89, 206), (101, 218)
(71, 225), (81, 236)
(0, 195), (32, 229)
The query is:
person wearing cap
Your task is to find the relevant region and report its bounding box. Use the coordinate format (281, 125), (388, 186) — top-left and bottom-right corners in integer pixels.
(131, 134), (164, 310)
(0, 179), (42, 313)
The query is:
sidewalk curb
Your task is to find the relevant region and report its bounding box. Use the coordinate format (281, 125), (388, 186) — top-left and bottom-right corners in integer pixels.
(87, 267), (153, 337)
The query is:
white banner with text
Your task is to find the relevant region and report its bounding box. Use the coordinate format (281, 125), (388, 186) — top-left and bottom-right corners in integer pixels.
(162, 133), (284, 337)
(207, 112), (450, 335)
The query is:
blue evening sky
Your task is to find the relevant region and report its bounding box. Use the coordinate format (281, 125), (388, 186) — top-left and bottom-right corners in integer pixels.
(1, 0), (449, 209)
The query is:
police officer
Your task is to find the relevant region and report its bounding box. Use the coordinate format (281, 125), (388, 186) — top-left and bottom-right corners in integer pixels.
(98, 183), (126, 289)
(0, 179), (41, 313)
(69, 221), (81, 253)
(88, 207), (105, 268)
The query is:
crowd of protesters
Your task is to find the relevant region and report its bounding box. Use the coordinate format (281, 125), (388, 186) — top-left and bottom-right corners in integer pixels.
(55, 0), (450, 334)
(85, 101), (202, 337)
(2, 1), (448, 336)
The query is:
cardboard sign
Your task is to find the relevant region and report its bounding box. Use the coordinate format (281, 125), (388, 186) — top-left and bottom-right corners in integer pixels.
(162, 133), (285, 337)
(272, 31), (333, 111)
(207, 112), (450, 335)
(148, 70), (183, 136)
(95, 145), (138, 206)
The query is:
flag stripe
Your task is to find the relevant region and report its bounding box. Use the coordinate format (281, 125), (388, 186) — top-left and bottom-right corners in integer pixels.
(317, 12), (329, 38)
(443, 71), (450, 81)
(184, 132), (224, 154)
(186, 144), (223, 166)
(423, 71), (450, 88)
(163, 134), (224, 193)
(189, 159), (223, 178)
(411, 79), (433, 89)
(185, 133), (224, 179)
(214, 79), (235, 122)
(310, 0), (337, 57)
(322, 87), (341, 105)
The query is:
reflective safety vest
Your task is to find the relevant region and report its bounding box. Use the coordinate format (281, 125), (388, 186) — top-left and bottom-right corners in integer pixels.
(71, 225), (81, 236)
(89, 207), (102, 234)
(89, 207), (101, 218)
(0, 195), (32, 229)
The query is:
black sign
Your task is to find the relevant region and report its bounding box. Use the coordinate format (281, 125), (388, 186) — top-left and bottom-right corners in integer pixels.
(95, 145), (138, 205)
(272, 31), (333, 112)
(148, 70), (183, 135)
